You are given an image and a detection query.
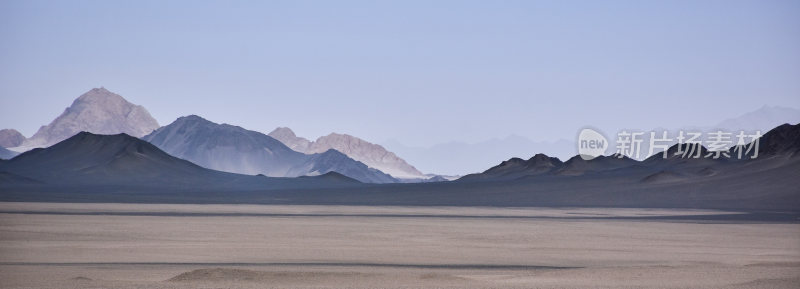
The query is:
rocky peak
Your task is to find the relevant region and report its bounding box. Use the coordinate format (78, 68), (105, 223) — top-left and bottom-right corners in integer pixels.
(527, 153), (561, 166)
(20, 88), (160, 149)
(270, 127), (298, 138)
(268, 127), (312, 152)
(0, 129), (25, 148)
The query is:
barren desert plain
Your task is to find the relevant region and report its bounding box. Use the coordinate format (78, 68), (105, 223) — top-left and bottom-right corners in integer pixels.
(0, 202), (798, 288)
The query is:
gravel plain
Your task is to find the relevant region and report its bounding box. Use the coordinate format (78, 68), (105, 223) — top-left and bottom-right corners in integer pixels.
(0, 202), (797, 288)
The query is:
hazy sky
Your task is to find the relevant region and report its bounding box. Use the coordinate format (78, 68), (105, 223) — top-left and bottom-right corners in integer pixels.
(1, 0), (798, 146)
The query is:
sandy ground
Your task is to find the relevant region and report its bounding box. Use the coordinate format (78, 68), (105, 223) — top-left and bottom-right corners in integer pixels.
(0, 203), (798, 288)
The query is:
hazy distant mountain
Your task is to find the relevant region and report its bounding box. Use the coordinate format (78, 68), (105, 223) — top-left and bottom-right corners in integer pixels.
(17, 88), (159, 150)
(143, 116), (396, 183)
(382, 136), (574, 176)
(0, 129), (25, 148)
(0, 132), (359, 189)
(269, 127), (425, 179)
(712, 106), (800, 132)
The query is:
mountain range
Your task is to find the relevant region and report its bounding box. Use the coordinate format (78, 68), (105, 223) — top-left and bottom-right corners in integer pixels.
(0, 132), (360, 191)
(1, 122), (797, 211)
(3, 88), (418, 183)
(457, 153), (637, 181)
(143, 115), (396, 183)
(1, 87), (798, 211)
(3, 87), (798, 179)
(450, 123), (800, 210)
(268, 127), (425, 179)
(381, 106), (800, 175)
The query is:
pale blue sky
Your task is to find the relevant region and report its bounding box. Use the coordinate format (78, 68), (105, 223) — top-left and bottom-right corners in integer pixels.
(1, 0), (798, 146)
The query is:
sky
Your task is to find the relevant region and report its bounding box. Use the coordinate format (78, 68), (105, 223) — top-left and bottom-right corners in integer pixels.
(1, 0), (799, 147)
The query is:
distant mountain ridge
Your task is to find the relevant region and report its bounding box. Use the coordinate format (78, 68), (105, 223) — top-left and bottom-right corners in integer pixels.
(1, 124), (798, 211)
(458, 153), (564, 181)
(0, 132), (360, 189)
(3, 132), (225, 186)
(379, 106), (800, 174)
(713, 106), (800, 132)
(16, 88), (160, 150)
(269, 127), (425, 179)
(143, 115), (396, 183)
(461, 123), (800, 182)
